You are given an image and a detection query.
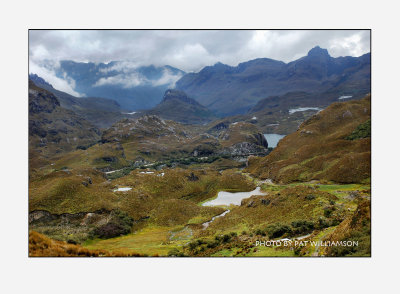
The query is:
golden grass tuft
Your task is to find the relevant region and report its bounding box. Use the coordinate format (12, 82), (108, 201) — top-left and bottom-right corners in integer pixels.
(29, 231), (144, 257)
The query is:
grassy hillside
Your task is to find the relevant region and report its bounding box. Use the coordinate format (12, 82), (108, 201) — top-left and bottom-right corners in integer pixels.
(324, 200), (371, 256)
(29, 231), (145, 257)
(246, 94), (371, 184)
(29, 168), (255, 245)
(101, 115), (268, 163)
(28, 78), (371, 257)
(30, 168), (254, 217)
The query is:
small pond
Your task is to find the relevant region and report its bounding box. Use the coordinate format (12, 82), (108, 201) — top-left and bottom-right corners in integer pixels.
(202, 187), (266, 206)
(113, 187), (132, 192)
(289, 107), (322, 114)
(263, 134), (285, 148)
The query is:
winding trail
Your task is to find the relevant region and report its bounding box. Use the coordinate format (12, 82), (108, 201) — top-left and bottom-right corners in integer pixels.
(311, 228), (335, 256)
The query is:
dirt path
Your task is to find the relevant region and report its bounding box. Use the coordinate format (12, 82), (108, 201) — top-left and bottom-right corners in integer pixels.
(311, 227), (335, 257)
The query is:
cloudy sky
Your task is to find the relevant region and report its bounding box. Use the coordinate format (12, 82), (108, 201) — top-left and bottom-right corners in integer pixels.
(29, 30), (370, 96)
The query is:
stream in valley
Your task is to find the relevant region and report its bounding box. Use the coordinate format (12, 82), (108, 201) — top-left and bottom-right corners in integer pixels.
(202, 210), (231, 229)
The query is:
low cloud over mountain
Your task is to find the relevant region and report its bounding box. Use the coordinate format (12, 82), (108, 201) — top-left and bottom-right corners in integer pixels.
(29, 30), (370, 97)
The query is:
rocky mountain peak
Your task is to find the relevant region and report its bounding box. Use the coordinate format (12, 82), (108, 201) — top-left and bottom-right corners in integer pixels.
(137, 114), (166, 125)
(162, 89), (199, 105)
(307, 46), (330, 58)
(29, 74), (54, 89)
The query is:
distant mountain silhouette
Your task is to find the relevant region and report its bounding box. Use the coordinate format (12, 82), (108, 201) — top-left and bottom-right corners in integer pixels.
(37, 61), (185, 111)
(145, 89), (217, 124)
(175, 46), (370, 116)
(29, 74), (129, 128)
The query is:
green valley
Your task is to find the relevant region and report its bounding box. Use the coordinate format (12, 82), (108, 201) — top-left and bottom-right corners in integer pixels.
(29, 91), (370, 257)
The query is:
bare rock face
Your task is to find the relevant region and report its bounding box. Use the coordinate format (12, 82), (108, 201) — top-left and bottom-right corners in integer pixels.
(162, 89), (196, 105)
(29, 80), (101, 156)
(29, 210), (56, 223)
(252, 133), (268, 149)
(29, 88), (60, 114)
(225, 142), (268, 156)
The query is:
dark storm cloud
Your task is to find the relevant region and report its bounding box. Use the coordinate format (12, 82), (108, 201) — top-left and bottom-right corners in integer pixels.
(29, 30), (370, 95)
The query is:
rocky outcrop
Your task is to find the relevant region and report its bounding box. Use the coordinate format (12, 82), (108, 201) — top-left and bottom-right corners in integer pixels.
(29, 80), (101, 157)
(29, 209), (149, 243)
(222, 142), (268, 156)
(29, 88), (59, 114)
(101, 115), (269, 162)
(162, 89), (197, 105)
(207, 122), (229, 135)
(252, 133), (268, 149)
(29, 209), (110, 225)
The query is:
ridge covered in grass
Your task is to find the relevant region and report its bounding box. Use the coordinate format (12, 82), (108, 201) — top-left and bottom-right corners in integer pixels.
(246, 94), (371, 184)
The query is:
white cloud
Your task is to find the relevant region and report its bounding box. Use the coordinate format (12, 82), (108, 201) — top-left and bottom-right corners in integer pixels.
(151, 69), (184, 88)
(93, 72), (147, 88)
(329, 32), (367, 57)
(93, 67), (183, 89)
(29, 30), (370, 75)
(29, 60), (83, 97)
(164, 43), (217, 71)
(93, 62), (184, 88)
(244, 30), (307, 61)
(99, 61), (141, 74)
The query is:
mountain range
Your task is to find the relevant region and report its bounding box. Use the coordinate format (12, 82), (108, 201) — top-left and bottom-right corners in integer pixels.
(176, 46), (370, 116)
(30, 75), (218, 126)
(31, 47), (370, 119)
(29, 74), (131, 128)
(47, 61), (185, 110)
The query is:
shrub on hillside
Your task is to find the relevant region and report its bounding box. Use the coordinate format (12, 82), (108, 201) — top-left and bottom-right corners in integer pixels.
(254, 228), (266, 236)
(222, 234), (232, 243)
(266, 223), (292, 239)
(206, 240), (219, 249)
(324, 206), (335, 218)
(89, 209), (134, 239)
(90, 223), (129, 239)
(346, 119), (371, 140)
(168, 248), (185, 257)
(291, 220), (314, 235)
(328, 228), (371, 257)
(305, 194), (316, 200)
(317, 217), (330, 229)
